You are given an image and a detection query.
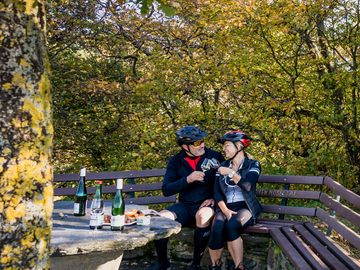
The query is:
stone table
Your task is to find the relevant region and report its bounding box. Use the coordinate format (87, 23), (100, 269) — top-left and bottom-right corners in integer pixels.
(50, 201), (181, 270)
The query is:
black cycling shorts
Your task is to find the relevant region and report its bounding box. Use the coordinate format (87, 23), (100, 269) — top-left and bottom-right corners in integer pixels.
(166, 201), (214, 227)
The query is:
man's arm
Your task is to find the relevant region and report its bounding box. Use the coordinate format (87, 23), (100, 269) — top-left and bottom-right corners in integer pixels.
(162, 158), (188, 197)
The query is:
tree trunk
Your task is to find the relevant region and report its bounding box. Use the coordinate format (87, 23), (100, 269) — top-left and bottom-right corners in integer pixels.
(0, 1), (53, 269)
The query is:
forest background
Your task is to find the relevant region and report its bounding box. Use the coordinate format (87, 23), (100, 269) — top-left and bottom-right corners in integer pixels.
(1, 1), (359, 268)
(48, 0), (359, 193)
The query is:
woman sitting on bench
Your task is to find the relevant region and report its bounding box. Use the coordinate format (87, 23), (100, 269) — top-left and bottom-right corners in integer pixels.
(208, 130), (262, 270)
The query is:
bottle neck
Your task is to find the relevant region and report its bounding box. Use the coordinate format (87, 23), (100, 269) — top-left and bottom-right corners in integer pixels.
(95, 184), (102, 198)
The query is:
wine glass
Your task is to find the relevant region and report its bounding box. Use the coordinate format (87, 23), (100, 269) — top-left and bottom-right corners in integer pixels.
(209, 158), (220, 169)
(201, 158), (211, 172)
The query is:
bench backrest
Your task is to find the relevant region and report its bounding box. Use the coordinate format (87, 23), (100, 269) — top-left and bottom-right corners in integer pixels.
(54, 169), (360, 250)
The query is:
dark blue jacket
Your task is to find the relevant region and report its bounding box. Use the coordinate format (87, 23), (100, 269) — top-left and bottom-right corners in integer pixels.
(162, 148), (224, 204)
(214, 155), (262, 222)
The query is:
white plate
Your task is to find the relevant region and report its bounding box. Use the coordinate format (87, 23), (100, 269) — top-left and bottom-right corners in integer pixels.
(125, 221), (137, 226)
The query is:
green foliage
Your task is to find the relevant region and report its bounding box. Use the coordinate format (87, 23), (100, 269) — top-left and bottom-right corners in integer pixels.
(48, 0), (359, 192)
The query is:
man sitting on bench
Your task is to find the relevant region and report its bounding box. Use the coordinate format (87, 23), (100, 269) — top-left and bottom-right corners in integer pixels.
(148, 126), (224, 270)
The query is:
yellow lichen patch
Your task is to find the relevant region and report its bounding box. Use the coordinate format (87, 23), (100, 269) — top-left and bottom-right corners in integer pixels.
(0, 157), (5, 173)
(0, 244), (12, 264)
(0, 201), (3, 213)
(20, 58), (30, 68)
(18, 160), (43, 186)
(3, 82), (12, 90)
(43, 185), (54, 219)
(23, 98), (44, 135)
(25, 0), (36, 16)
(5, 206), (17, 223)
(37, 238), (46, 257)
(21, 234), (35, 249)
(15, 203), (26, 217)
(2, 164), (19, 191)
(2, 147), (11, 155)
(38, 73), (51, 97)
(17, 145), (34, 160)
(3, 193), (12, 202)
(10, 196), (21, 207)
(12, 72), (27, 88)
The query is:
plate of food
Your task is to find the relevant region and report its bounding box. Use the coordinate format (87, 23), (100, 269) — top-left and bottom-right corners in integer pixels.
(125, 209), (144, 225)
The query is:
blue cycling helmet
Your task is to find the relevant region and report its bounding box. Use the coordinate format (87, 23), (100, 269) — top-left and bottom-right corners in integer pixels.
(175, 126), (208, 146)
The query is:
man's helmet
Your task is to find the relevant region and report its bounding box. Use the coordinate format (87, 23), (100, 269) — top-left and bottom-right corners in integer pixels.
(175, 126), (208, 146)
(218, 130), (251, 148)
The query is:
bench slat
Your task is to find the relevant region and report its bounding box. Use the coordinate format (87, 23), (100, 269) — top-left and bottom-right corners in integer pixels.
(245, 222), (283, 234)
(257, 189), (320, 199)
(324, 177), (360, 209)
(54, 169), (166, 182)
(245, 219), (302, 234)
(262, 205), (316, 216)
(259, 175), (324, 185)
(281, 226), (330, 270)
(54, 183), (164, 196)
(304, 223), (360, 270)
(294, 224), (349, 270)
(270, 228), (312, 270)
(319, 193), (360, 227)
(316, 208), (360, 250)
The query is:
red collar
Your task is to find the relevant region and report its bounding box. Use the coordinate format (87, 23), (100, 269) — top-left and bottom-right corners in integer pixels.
(184, 156), (201, 171)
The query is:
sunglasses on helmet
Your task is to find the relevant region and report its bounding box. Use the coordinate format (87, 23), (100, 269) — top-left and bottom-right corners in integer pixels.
(191, 140), (204, 147)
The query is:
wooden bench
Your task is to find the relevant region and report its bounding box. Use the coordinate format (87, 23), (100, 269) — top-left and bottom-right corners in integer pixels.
(54, 170), (360, 270)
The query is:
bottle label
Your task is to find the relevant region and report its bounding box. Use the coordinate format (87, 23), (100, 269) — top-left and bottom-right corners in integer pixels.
(111, 215), (125, 227)
(74, 203), (80, 214)
(116, 179), (123, 189)
(90, 212), (104, 226)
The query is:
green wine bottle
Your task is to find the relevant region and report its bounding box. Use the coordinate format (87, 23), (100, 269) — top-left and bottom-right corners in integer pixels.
(111, 178), (125, 231)
(74, 168), (87, 216)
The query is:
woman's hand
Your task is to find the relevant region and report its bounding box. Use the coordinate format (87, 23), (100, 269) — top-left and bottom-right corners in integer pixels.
(222, 208), (237, 220)
(218, 166), (233, 176)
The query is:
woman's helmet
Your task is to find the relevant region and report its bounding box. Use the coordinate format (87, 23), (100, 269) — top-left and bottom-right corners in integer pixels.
(175, 126), (208, 146)
(218, 130), (251, 148)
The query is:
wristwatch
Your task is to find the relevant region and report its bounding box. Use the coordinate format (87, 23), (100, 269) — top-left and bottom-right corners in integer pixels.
(228, 170), (236, 178)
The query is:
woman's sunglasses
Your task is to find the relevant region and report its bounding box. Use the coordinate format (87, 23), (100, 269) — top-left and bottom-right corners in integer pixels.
(191, 140), (204, 147)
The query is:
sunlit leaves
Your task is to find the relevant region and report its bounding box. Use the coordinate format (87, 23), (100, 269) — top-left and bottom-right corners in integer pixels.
(48, 0), (359, 191)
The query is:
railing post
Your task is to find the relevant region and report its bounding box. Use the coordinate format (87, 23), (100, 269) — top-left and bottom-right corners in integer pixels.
(278, 182), (290, 220)
(326, 194), (340, 236)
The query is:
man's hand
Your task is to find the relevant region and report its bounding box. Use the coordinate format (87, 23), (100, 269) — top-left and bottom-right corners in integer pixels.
(186, 171), (205, 184)
(200, 199), (215, 208)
